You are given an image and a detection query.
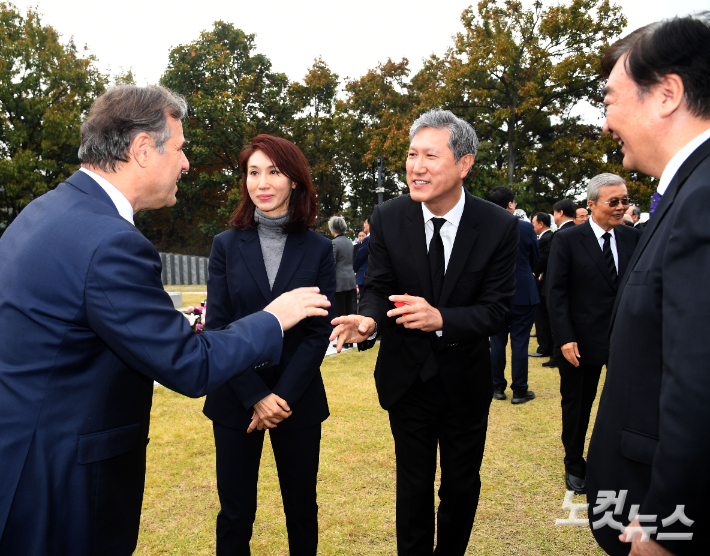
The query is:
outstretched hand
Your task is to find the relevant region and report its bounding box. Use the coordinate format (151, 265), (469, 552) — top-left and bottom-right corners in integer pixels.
(329, 315), (376, 353)
(264, 287), (330, 331)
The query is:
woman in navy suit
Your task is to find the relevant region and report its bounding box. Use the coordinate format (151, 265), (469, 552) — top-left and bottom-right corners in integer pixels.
(203, 134), (335, 555)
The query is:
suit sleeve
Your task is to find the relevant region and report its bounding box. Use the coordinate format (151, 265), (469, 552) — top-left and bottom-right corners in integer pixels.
(535, 233), (551, 277)
(438, 215), (518, 341)
(529, 225), (540, 272)
(640, 184), (710, 552)
(272, 239), (336, 407)
(546, 231), (576, 347)
(358, 206), (397, 335)
(85, 230), (282, 398)
(206, 235), (273, 410)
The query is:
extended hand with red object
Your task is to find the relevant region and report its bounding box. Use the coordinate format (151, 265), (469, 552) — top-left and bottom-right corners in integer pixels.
(394, 293), (409, 316)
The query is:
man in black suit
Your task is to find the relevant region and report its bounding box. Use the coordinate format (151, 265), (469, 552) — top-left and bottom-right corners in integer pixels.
(487, 186), (538, 404)
(587, 14), (710, 556)
(531, 212), (553, 358)
(542, 199), (577, 368)
(331, 109), (518, 555)
(547, 174), (640, 497)
(625, 205), (645, 234)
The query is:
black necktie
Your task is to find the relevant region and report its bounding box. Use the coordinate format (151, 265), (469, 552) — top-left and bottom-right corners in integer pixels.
(429, 218), (446, 306)
(602, 232), (618, 288)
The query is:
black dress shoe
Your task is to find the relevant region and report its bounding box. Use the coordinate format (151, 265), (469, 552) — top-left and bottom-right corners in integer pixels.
(492, 386), (507, 400)
(541, 357), (559, 368)
(511, 390), (535, 404)
(528, 353), (544, 358)
(565, 472), (586, 495)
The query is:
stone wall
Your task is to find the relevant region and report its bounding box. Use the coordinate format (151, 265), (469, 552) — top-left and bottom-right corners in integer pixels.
(159, 253), (209, 286)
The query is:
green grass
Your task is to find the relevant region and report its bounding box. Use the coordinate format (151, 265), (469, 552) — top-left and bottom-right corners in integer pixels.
(136, 335), (605, 555)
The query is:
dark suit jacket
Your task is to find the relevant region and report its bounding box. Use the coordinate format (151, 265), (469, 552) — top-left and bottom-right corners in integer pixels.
(546, 219), (639, 366)
(203, 227), (335, 431)
(512, 219), (540, 306)
(358, 191), (519, 426)
(534, 228), (553, 294)
(587, 138), (710, 556)
(0, 171), (282, 556)
(352, 235), (369, 286)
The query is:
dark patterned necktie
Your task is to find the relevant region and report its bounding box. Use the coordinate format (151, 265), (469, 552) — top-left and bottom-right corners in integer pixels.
(429, 218), (446, 306)
(602, 232), (618, 288)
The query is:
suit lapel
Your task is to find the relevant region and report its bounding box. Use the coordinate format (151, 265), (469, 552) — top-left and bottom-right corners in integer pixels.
(405, 201), (433, 301)
(579, 221), (616, 291)
(611, 137), (710, 325)
(440, 191), (478, 306)
(616, 228), (635, 281)
(271, 232), (307, 298)
(238, 230), (273, 303)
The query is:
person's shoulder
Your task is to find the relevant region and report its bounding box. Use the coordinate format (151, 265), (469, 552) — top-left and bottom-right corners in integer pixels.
(518, 219), (535, 233)
(615, 223), (640, 240)
(375, 193), (413, 215)
(465, 192), (516, 225)
(305, 229), (333, 249)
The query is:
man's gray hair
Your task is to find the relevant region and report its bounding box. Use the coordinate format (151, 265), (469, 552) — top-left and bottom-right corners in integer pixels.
(630, 205), (641, 217)
(409, 109), (479, 162)
(78, 85), (188, 172)
(587, 173), (626, 201)
(328, 215), (347, 235)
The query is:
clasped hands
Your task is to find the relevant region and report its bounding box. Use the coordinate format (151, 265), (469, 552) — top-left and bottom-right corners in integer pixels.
(329, 294), (443, 353)
(248, 393), (292, 433)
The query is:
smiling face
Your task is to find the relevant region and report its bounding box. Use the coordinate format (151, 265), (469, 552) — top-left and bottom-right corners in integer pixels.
(246, 149), (296, 217)
(406, 127), (473, 216)
(588, 184), (629, 231)
(602, 55), (661, 177)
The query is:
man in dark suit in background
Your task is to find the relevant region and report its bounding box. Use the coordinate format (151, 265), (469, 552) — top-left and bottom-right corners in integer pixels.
(0, 86), (330, 556)
(331, 109), (518, 555)
(353, 216), (370, 300)
(542, 199), (577, 369)
(575, 207), (590, 225)
(547, 173), (640, 497)
(487, 186), (538, 404)
(587, 14), (710, 556)
(626, 204), (645, 234)
(531, 212), (554, 359)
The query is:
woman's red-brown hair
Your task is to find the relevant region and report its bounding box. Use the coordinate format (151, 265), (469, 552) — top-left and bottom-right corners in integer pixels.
(229, 134), (319, 233)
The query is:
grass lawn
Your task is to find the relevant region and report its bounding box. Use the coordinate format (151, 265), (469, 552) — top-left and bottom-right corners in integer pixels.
(164, 286), (207, 311)
(136, 335), (605, 555)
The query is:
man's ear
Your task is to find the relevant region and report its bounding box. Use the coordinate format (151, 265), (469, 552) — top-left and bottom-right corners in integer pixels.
(129, 132), (153, 169)
(657, 73), (684, 119)
(459, 153), (475, 179)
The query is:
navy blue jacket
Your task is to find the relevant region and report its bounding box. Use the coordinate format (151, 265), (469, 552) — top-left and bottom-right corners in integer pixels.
(0, 171), (282, 556)
(512, 219), (540, 306)
(202, 226), (335, 431)
(352, 235), (369, 286)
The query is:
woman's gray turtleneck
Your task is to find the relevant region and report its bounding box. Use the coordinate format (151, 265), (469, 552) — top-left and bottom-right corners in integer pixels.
(254, 208), (289, 289)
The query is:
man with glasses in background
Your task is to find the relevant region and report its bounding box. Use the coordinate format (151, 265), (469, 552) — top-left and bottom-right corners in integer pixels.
(546, 173), (640, 496)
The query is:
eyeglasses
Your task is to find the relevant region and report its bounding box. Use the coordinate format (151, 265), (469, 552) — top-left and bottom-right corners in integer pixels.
(599, 197), (630, 208)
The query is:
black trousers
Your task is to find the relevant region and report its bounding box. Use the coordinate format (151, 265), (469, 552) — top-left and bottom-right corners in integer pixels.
(490, 303), (537, 392)
(213, 422), (322, 556)
(558, 359), (602, 478)
(534, 294), (554, 355)
(388, 375), (489, 556)
(334, 289), (356, 318)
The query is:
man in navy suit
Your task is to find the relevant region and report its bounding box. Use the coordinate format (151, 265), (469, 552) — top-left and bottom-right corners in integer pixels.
(587, 13), (710, 556)
(353, 216), (370, 299)
(486, 186), (539, 404)
(0, 86), (330, 556)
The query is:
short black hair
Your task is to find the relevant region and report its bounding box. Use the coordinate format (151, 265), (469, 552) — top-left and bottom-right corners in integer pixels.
(601, 12), (710, 119)
(553, 199), (576, 218)
(486, 186), (515, 210)
(533, 212), (551, 228)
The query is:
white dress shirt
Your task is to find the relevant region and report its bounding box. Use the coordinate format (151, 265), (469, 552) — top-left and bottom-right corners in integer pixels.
(421, 186), (466, 273)
(588, 215), (618, 271)
(80, 167), (134, 225)
(420, 187), (465, 335)
(657, 126), (710, 195)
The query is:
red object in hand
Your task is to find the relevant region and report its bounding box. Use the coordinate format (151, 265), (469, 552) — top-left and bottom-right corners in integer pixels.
(394, 294), (409, 317)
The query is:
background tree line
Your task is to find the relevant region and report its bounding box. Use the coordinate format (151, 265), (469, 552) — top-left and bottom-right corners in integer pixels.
(0, 0), (656, 256)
